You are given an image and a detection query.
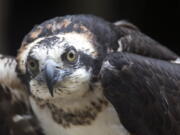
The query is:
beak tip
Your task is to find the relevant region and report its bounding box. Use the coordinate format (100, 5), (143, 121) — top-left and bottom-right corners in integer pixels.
(50, 92), (54, 97)
(44, 59), (69, 97)
(48, 86), (54, 97)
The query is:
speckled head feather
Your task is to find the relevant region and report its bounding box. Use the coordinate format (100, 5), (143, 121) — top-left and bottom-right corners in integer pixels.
(21, 15), (119, 48)
(16, 14), (121, 92)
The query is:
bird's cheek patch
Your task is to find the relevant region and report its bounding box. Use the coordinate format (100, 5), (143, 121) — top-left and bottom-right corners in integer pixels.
(59, 67), (91, 92)
(29, 80), (50, 98)
(69, 67), (91, 82)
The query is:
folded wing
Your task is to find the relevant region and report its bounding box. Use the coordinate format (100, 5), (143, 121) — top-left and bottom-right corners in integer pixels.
(101, 52), (180, 135)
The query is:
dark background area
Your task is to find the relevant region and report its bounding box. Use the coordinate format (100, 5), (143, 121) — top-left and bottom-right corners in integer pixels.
(0, 0), (179, 56)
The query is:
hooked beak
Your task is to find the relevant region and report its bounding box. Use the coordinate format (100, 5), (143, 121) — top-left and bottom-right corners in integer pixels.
(44, 60), (70, 97)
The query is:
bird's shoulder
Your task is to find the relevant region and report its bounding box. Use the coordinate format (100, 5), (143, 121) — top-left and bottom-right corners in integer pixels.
(0, 84), (43, 135)
(101, 52), (180, 135)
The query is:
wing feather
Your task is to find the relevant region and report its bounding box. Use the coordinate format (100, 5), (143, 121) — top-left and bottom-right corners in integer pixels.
(101, 52), (180, 135)
(114, 21), (178, 61)
(0, 84), (43, 135)
(0, 54), (23, 89)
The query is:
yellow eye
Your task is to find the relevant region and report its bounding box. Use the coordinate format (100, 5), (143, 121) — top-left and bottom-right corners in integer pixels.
(28, 59), (39, 71)
(66, 50), (77, 62)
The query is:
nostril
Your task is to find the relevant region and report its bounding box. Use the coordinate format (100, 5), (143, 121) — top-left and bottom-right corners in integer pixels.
(55, 66), (61, 69)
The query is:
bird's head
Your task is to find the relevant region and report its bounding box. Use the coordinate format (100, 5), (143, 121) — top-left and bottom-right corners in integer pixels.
(16, 15), (120, 101)
(16, 32), (102, 100)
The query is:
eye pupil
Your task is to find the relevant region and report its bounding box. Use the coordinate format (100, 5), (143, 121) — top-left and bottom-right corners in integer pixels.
(66, 50), (77, 62)
(27, 58), (39, 75)
(30, 61), (35, 68)
(28, 59), (38, 70)
(69, 52), (74, 58)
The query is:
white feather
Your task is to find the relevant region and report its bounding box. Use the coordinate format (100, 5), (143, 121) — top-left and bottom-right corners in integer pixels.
(171, 58), (180, 64)
(117, 39), (123, 52)
(30, 88), (130, 135)
(0, 55), (21, 89)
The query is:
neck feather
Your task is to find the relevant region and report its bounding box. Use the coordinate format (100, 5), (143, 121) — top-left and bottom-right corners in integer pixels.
(31, 82), (108, 127)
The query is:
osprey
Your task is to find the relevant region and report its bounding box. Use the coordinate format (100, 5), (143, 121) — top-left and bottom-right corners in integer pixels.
(0, 14), (180, 135)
